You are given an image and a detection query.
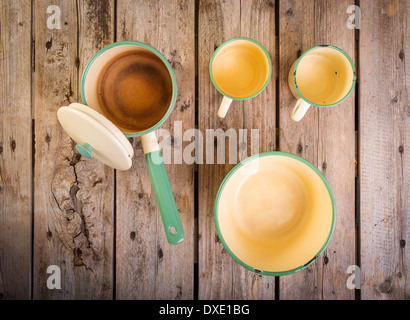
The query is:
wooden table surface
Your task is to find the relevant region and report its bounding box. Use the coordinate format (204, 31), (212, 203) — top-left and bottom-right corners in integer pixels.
(0, 0), (408, 300)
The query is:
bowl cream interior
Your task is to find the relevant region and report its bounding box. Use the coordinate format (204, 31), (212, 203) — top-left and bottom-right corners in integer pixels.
(216, 155), (334, 273)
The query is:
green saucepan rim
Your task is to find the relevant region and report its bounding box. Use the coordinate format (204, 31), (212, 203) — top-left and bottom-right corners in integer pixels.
(214, 151), (337, 276)
(293, 45), (356, 108)
(209, 37), (272, 100)
(80, 40), (177, 138)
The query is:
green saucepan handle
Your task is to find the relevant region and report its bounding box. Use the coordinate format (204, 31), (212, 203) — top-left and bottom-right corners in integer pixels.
(141, 132), (184, 245)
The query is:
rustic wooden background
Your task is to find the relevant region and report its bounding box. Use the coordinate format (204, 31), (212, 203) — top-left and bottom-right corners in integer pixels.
(0, 0), (408, 300)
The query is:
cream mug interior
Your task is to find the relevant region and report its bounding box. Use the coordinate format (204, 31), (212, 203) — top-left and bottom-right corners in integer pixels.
(288, 45), (355, 122)
(211, 39), (271, 99)
(215, 152), (336, 275)
(210, 37), (272, 118)
(289, 46), (355, 105)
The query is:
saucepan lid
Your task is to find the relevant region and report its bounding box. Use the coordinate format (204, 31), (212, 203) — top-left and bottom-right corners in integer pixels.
(57, 103), (134, 170)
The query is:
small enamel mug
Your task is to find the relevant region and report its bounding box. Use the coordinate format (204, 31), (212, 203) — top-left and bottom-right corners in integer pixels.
(288, 45), (356, 121)
(210, 37), (272, 118)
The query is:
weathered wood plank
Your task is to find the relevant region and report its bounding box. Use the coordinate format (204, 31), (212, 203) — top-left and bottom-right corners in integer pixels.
(198, 0), (242, 299)
(198, 0), (276, 299)
(75, 0), (115, 299)
(314, 0), (356, 300)
(359, 0), (409, 300)
(233, 0), (276, 299)
(0, 0), (32, 300)
(279, 0), (319, 300)
(33, 0), (115, 299)
(115, 0), (195, 300)
(279, 0), (356, 299)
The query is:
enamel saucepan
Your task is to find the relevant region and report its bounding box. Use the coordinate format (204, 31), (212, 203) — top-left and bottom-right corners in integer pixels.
(57, 41), (184, 244)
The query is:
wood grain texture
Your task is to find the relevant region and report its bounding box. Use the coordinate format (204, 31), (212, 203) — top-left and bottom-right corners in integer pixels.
(198, 0), (276, 299)
(315, 0), (356, 300)
(115, 0), (195, 300)
(0, 0), (32, 299)
(359, 0), (409, 300)
(279, 0), (356, 299)
(1, 0), (408, 301)
(278, 0), (320, 300)
(33, 0), (115, 299)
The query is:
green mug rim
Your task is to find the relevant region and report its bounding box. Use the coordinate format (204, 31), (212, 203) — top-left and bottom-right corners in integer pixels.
(80, 40), (177, 137)
(293, 45), (356, 108)
(214, 151), (337, 276)
(209, 37), (272, 101)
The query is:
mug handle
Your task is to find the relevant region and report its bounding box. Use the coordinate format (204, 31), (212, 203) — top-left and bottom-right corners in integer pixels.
(217, 96), (233, 118)
(291, 98), (311, 122)
(140, 131), (184, 245)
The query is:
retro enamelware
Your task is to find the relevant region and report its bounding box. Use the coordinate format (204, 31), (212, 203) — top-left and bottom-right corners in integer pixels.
(57, 41), (184, 245)
(288, 45), (356, 121)
(214, 152), (336, 275)
(210, 37), (272, 118)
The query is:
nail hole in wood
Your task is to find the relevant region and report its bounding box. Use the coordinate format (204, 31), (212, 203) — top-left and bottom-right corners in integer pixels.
(297, 143), (303, 154)
(399, 50), (404, 60)
(158, 247), (163, 261)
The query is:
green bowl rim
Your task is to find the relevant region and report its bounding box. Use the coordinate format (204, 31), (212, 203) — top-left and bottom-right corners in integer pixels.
(214, 151), (337, 276)
(80, 40), (177, 137)
(293, 45), (356, 108)
(209, 37), (272, 101)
